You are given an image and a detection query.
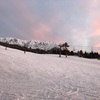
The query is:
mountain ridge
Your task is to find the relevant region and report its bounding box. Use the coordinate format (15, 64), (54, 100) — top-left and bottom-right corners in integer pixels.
(0, 37), (59, 51)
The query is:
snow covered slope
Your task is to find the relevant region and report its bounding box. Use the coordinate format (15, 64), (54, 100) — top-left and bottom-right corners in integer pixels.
(0, 45), (100, 100)
(0, 37), (58, 51)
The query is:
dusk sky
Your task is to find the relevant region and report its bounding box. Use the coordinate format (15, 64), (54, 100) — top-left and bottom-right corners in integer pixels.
(0, 0), (100, 49)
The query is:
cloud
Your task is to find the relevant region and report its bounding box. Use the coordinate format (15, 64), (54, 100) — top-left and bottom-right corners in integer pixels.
(0, 0), (36, 39)
(92, 17), (100, 36)
(88, 0), (100, 47)
(0, 0), (100, 53)
(31, 23), (51, 40)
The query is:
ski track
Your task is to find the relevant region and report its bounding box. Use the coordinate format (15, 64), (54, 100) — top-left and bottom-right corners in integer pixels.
(0, 46), (100, 100)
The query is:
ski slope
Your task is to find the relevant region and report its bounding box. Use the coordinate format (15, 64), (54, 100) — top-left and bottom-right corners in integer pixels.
(0, 45), (100, 100)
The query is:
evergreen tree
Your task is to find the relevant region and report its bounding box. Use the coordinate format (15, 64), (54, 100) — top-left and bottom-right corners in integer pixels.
(58, 42), (69, 57)
(78, 50), (83, 57)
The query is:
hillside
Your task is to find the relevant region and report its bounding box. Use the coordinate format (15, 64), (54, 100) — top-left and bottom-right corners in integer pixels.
(0, 45), (100, 100)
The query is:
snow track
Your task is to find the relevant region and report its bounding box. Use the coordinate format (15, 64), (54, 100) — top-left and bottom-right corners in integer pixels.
(0, 46), (100, 100)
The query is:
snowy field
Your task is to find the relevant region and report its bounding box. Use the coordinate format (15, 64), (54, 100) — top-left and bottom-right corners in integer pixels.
(0, 45), (100, 100)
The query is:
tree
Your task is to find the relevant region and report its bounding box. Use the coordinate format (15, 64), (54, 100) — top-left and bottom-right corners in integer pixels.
(23, 43), (28, 54)
(83, 51), (88, 58)
(5, 46), (7, 50)
(63, 42), (69, 57)
(5, 41), (8, 50)
(70, 51), (74, 55)
(58, 42), (69, 57)
(78, 50), (83, 57)
(58, 44), (62, 57)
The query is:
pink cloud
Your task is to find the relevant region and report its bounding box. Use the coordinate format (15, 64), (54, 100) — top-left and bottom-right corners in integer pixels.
(31, 23), (63, 42)
(32, 23), (51, 40)
(95, 43), (100, 47)
(92, 17), (100, 36)
(91, 17), (100, 50)
(83, 0), (100, 48)
(9, 0), (63, 42)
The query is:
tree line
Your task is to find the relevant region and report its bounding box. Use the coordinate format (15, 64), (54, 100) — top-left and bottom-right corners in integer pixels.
(69, 50), (100, 59)
(0, 41), (100, 59)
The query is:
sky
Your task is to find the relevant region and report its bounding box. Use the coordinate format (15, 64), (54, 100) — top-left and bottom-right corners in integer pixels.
(0, 0), (100, 50)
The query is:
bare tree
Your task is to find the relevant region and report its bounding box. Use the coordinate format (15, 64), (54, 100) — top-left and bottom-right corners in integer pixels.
(58, 44), (62, 57)
(23, 43), (27, 54)
(5, 41), (8, 50)
(5, 46), (7, 50)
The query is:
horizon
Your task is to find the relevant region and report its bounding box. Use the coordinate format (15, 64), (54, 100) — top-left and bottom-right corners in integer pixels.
(0, 0), (100, 51)
(0, 37), (100, 53)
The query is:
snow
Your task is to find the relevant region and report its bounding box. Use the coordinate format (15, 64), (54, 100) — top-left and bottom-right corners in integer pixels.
(0, 45), (100, 100)
(0, 37), (58, 51)
(26, 40), (58, 51)
(0, 37), (26, 47)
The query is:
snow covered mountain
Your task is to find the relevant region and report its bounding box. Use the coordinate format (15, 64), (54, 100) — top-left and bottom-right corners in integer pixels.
(0, 37), (58, 51)
(0, 45), (100, 100)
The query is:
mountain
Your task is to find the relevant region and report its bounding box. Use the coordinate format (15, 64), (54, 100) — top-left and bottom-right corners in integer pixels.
(0, 37), (59, 53)
(0, 45), (100, 99)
